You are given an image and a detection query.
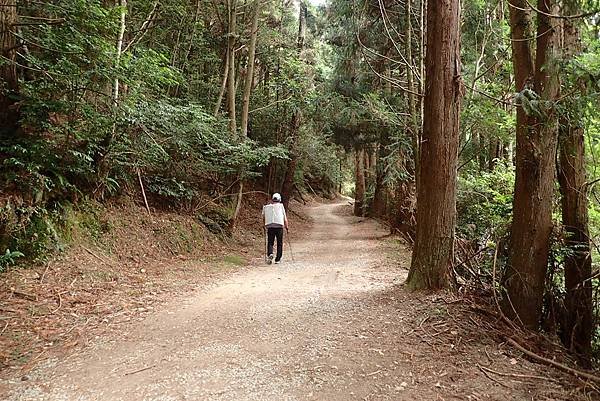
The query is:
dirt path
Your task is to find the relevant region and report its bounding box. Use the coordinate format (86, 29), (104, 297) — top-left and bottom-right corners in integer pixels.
(2, 201), (587, 400)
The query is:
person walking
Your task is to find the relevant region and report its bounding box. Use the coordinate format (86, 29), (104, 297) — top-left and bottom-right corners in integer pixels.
(262, 193), (289, 264)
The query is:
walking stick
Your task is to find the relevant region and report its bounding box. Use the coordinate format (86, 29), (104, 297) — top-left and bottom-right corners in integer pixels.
(286, 228), (295, 262)
(263, 226), (268, 263)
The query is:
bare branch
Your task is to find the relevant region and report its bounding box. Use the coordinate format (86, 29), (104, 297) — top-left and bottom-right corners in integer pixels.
(123, 1), (159, 54)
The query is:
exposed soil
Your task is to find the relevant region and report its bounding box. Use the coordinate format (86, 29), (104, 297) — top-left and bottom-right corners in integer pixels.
(0, 194), (292, 376)
(1, 200), (598, 400)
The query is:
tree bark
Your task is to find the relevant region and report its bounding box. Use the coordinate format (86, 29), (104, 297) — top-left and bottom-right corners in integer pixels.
(95, 0), (127, 178)
(503, 0), (560, 328)
(280, 0), (306, 209)
(226, 0), (237, 134)
(0, 0), (18, 136)
(112, 0), (127, 105)
(240, 1), (260, 137)
(558, 117), (593, 367)
(557, 8), (592, 368)
(372, 131), (389, 218)
(372, 59), (393, 219)
(406, 0), (462, 290)
(354, 147), (366, 217)
(281, 111), (301, 210)
(214, 49), (230, 116)
(405, 0), (419, 181)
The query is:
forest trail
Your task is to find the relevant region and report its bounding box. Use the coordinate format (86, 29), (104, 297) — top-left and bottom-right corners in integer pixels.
(4, 201), (578, 400)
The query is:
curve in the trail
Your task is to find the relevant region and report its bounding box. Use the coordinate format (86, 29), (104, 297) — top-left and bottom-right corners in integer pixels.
(5, 201), (400, 401)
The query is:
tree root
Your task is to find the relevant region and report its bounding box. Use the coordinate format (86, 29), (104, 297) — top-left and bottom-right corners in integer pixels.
(506, 337), (600, 384)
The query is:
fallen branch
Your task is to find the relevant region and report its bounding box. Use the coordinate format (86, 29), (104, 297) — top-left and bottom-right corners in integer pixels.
(10, 288), (37, 301)
(0, 321), (8, 336)
(39, 264), (51, 283)
(82, 246), (114, 267)
(506, 337), (600, 384)
(137, 168), (152, 216)
(51, 291), (63, 314)
(124, 364), (156, 376)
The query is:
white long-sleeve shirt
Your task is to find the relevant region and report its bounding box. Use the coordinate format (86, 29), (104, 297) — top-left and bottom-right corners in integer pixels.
(263, 203), (287, 228)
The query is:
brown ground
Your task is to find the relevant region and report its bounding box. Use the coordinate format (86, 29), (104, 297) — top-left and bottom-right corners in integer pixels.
(1, 200), (598, 400)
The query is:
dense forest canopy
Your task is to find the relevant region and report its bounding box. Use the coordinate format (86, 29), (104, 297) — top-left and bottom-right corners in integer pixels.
(1, 0), (600, 366)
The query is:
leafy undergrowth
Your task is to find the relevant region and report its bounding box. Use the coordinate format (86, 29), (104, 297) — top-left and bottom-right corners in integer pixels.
(0, 195), (311, 378)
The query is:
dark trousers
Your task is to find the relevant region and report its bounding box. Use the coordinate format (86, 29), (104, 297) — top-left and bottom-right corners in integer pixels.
(267, 227), (284, 261)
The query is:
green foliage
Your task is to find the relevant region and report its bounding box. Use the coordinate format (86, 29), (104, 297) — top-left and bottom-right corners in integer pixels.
(0, 250), (25, 271)
(0, 202), (65, 265)
(456, 162), (515, 242)
(296, 125), (343, 193)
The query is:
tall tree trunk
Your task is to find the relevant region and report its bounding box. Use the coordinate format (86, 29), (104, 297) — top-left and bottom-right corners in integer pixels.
(558, 116), (593, 367)
(280, 0), (306, 209)
(406, 0), (462, 290)
(354, 147), (366, 217)
(372, 131), (389, 217)
(281, 111), (301, 210)
(477, 131), (486, 171)
(229, 0), (260, 230)
(373, 56), (393, 219)
(112, 0), (127, 108)
(503, 0), (560, 328)
(557, 8), (592, 368)
(226, 0), (237, 134)
(95, 0), (127, 178)
(240, 0), (260, 137)
(405, 0), (419, 180)
(394, 0), (419, 231)
(0, 0), (18, 136)
(214, 49), (230, 116)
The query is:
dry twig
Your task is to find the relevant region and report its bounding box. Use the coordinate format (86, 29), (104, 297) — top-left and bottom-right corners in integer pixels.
(477, 364), (510, 388)
(10, 288), (37, 301)
(124, 364), (156, 376)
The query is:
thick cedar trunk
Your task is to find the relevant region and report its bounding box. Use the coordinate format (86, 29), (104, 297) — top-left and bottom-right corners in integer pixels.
(280, 1), (306, 210)
(393, 168), (417, 238)
(557, 13), (592, 368)
(503, 0), (560, 328)
(558, 121), (593, 367)
(0, 0), (18, 136)
(226, 0), (237, 134)
(407, 0), (462, 289)
(240, 0), (260, 136)
(372, 131), (389, 218)
(354, 148), (366, 217)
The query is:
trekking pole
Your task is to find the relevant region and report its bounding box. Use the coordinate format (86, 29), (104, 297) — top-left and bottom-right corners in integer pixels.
(263, 226), (268, 263)
(286, 228), (295, 262)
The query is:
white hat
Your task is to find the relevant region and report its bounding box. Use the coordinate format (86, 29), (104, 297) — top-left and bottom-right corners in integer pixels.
(272, 193), (281, 202)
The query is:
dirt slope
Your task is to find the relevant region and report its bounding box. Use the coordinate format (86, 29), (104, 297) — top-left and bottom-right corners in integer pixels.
(2, 201), (594, 400)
